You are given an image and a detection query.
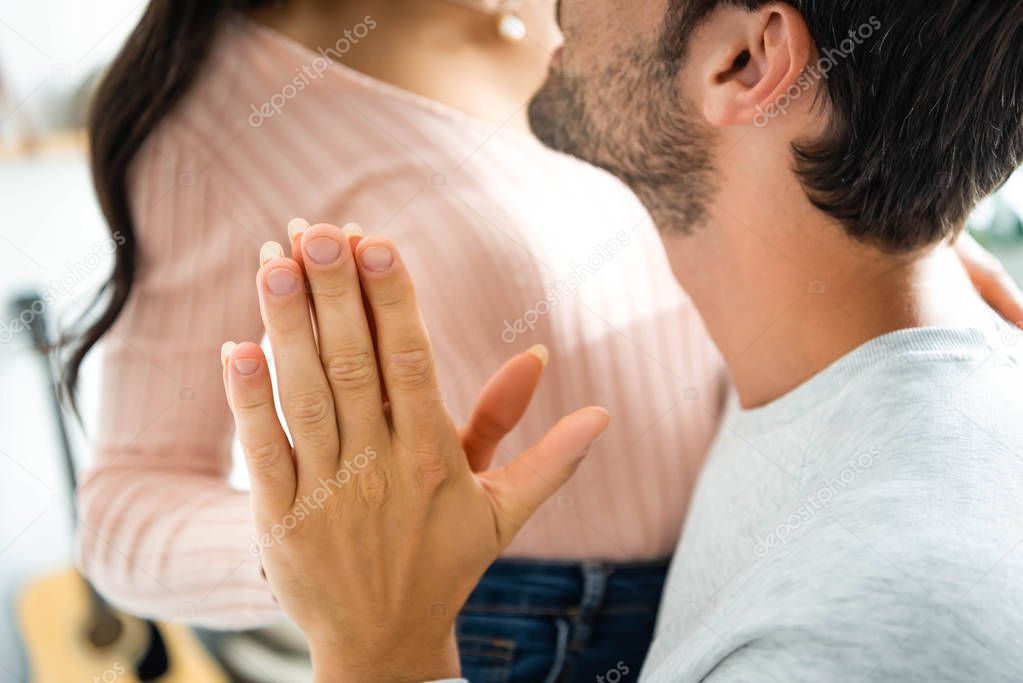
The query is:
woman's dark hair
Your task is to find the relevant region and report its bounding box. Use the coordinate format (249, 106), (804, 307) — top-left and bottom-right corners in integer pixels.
(61, 0), (277, 409)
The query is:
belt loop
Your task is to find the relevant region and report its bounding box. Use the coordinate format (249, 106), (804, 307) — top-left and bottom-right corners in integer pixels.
(567, 561), (610, 652)
(580, 560), (609, 616)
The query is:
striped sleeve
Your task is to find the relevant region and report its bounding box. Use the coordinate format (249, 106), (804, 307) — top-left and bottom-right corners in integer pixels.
(75, 131), (282, 628)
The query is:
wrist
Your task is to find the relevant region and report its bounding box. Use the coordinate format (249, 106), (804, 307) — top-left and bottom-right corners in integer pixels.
(309, 629), (461, 683)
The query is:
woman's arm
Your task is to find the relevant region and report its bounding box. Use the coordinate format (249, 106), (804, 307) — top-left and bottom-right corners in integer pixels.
(76, 135), (281, 628)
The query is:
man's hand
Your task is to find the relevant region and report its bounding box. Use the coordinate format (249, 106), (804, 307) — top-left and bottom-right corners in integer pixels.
(220, 222), (609, 682)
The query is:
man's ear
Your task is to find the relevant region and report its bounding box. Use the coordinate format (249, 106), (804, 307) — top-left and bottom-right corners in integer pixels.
(697, 3), (813, 128)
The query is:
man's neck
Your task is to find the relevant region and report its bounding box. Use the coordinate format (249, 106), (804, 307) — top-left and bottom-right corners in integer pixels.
(661, 207), (997, 409)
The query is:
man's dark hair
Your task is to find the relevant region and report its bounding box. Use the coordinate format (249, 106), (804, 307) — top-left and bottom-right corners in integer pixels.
(663, 1), (1023, 251)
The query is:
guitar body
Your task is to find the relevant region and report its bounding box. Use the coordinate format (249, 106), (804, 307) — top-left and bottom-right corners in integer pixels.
(17, 568), (227, 682)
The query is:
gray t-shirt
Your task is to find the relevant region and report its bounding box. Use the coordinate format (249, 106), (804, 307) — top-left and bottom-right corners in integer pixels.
(642, 326), (1023, 682)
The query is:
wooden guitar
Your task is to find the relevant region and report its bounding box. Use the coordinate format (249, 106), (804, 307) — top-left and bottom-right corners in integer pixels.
(17, 568), (227, 682)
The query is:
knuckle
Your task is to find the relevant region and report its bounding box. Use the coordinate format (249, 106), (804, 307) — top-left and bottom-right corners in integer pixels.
(386, 348), (434, 388)
(373, 289), (407, 311)
(413, 455), (451, 492)
(245, 440), (286, 473)
(307, 276), (348, 299)
(234, 391), (275, 414)
(370, 278), (413, 312)
(268, 298), (313, 332)
(285, 389), (335, 429)
(323, 348), (377, 391)
(355, 466), (390, 506)
(322, 496), (347, 526)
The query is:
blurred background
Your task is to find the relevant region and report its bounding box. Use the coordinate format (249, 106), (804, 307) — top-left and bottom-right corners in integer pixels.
(1, 2), (145, 680)
(2, 3), (249, 680)
(2, 1), (1023, 681)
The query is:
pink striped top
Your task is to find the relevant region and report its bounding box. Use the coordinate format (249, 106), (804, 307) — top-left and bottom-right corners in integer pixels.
(77, 18), (727, 628)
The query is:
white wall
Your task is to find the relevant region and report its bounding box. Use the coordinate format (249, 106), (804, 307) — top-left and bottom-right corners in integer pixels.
(0, 0), (145, 129)
(0, 150), (109, 680)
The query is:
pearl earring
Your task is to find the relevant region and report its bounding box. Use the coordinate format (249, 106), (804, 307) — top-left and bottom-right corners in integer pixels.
(495, 1), (526, 42)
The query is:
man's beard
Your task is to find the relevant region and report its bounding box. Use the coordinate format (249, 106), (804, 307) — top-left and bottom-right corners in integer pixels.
(528, 43), (715, 233)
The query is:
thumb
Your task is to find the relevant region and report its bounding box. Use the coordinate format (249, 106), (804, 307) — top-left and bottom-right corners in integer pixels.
(461, 345), (548, 472)
(480, 406), (610, 547)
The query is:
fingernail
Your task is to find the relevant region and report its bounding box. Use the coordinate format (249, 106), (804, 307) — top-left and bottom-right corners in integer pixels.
(266, 268), (299, 295)
(361, 245), (393, 272)
(287, 217), (310, 241)
(234, 358), (260, 376)
(220, 341), (237, 367)
(260, 241), (284, 266)
(526, 344), (549, 368)
(305, 237), (341, 265)
(342, 223), (364, 238)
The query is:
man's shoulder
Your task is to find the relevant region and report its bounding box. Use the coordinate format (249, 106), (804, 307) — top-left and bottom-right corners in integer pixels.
(681, 459), (1023, 682)
(810, 330), (1023, 499)
(802, 340), (1023, 589)
(717, 342), (1023, 679)
(648, 331), (1023, 682)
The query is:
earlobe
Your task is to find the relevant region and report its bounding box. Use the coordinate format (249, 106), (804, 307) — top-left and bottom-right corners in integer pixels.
(702, 4), (813, 128)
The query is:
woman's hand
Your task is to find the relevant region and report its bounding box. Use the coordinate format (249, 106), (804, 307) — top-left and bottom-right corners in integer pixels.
(220, 222), (609, 682)
(956, 232), (1023, 327)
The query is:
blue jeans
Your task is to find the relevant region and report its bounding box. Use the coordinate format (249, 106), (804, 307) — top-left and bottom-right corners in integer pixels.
(456, 558), (669, 683)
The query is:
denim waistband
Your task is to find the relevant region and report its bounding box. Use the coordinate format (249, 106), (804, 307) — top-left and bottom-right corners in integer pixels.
(461, 557), (670, 617)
